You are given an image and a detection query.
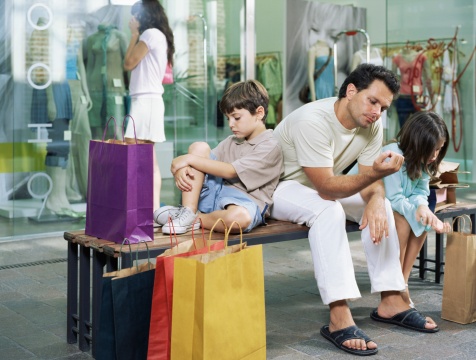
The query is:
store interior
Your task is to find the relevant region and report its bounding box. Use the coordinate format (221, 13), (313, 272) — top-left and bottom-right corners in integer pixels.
(0, 0), (474, 240)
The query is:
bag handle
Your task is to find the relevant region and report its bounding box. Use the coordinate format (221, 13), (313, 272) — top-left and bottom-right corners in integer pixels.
(102, 116), (118, 142)
(452, 214), (473, 234)
(119, 238), (134, 271)
(207, 218), (228, 251)
(191, 217), (206, 249)
(167, 215), (179, 248)
(122, 114), (138, 144)
(225, 221), (243, 248)
(136, 240), (152, 271)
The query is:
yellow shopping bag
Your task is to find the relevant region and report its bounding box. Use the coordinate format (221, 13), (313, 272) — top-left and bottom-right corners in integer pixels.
(170, 223), (266, 360)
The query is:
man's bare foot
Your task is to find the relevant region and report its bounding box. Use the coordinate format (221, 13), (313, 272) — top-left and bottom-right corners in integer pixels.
(329, 300), (377, 351)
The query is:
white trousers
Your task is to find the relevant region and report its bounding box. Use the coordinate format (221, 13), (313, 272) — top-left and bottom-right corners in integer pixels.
(271, 180), (405, 305)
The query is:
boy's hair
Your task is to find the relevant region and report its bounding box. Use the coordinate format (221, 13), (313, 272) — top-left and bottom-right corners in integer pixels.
(396, 111), (449, 180)
(338, 63), (400, 99)
(219, 80), (269, 123)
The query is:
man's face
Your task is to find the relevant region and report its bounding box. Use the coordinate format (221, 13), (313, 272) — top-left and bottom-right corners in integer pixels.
(346, 80), (393, 129)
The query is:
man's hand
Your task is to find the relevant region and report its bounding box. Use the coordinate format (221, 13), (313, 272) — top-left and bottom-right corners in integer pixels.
(372, 150), (404, 177)
(174, 166), (195, 192)
(360, 196), (388, 244)
(171, 154), (190, 175)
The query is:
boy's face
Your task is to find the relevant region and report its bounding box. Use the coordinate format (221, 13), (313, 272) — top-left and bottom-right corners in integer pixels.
(225, 106), (265, 140)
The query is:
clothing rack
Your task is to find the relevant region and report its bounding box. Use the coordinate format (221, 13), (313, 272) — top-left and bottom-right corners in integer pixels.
(373, 37), (467, 48)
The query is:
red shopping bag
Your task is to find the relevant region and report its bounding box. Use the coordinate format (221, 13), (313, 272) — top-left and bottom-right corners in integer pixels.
(147, 219), (227, 360)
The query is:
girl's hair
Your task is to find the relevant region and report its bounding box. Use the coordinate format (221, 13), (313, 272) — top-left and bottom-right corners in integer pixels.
(131, 0), (175, 66)
(219, 80), (269, 123)
(396, 111), (449, 180)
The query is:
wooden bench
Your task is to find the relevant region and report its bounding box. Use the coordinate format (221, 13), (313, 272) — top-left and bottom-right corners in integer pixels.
(64, 204), (476, 357)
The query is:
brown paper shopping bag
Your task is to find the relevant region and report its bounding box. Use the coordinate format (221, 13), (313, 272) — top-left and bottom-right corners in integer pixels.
(170, 222), (266, 360)
(441, 215), (476, 324)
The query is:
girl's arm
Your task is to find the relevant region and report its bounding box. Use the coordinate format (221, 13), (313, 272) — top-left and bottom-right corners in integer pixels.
(123, 17), (149, 71)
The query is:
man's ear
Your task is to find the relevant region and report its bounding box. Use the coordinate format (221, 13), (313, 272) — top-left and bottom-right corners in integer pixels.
(346, 83), (357, 99)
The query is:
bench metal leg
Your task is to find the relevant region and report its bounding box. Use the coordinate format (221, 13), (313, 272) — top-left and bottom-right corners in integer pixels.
(79, 246), (91, 352)
(67, 242), (78, 344)
(418, 239), (428, 280)
(435, 233), (443, 283)
(92, 251), (108, 358)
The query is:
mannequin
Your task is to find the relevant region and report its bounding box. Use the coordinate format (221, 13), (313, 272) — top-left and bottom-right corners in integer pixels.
(307, 40), (334, 102)
(29, 19), (76, 216)
(64, 25), (93, 201)
(85, 24), (128, 139)
(351, 46), (384, 71)
(392, 46), (431, 127)
(351, 46), (387, 127)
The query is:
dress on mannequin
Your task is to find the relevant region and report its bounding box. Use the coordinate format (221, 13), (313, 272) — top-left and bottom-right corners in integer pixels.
(392, 47), (431, 127)
(65, 26), (93, 201)
(85, 24), (128, 139)
(307, 40), (334, 102)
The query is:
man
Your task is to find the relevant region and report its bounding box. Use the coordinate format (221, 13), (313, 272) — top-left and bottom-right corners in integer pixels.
(271, 64), (438, 356)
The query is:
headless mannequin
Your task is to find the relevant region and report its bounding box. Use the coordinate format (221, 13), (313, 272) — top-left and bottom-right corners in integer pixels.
(392, 47), (431, 127)
(29, 19), (78, 216)
(307, 40), (334, 101)
(64, 26), (93, 201)
(351, 46), (383, 71)
(85, 24), (128, 139)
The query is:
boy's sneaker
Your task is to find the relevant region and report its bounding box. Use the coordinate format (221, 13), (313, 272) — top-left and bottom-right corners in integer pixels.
(162, 207), (200, 235)
(154, 206), (181, 226)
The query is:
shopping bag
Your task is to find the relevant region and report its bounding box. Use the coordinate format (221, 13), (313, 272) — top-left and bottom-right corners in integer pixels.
(441, 215), (476, 324)
(170, 222), (266, 360)
(147, 219), (227, 360)
(96, 242), (154, 360)
(430, 160), (470, 211)
(162, 63), (174, 85)
(85, 116), (154, 244)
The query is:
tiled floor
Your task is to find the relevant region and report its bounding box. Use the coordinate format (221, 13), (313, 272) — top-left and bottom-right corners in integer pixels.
(1, 188), (476, 359)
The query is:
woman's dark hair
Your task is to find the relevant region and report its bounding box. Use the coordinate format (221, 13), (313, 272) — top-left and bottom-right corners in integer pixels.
(131, 0), (175, 65)
(396, 111), (449, 180)
(338, 63), (400, 99)
(219, 80), (269, 123)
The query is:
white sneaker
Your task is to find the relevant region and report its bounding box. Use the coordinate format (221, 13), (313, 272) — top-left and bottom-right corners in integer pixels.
(162, 207), (200, 235)
(154, 206), (181, 226)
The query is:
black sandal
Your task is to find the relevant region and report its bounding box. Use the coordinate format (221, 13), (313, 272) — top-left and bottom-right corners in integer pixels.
(320, 325), (378, 356)
(370, 308), (439, 333)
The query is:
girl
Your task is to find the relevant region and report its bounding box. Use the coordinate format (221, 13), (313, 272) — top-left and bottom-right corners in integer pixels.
(124, 0), (175, 218)
(383, 111), (451, 307)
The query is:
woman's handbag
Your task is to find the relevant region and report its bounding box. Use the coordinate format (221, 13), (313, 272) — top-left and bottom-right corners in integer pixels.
(299, 48), (333, 103)
(162, 63), (174, 85)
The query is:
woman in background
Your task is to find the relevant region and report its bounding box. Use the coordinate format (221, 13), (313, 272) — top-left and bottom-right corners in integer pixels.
(124, 0), (175, 220)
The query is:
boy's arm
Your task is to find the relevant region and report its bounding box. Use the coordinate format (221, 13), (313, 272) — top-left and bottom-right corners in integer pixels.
(171, 154), (237, 179)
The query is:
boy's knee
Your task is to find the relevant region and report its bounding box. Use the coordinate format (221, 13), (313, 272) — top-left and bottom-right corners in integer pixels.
(188, 142), (211, 156)
(223, 206), (252, 231)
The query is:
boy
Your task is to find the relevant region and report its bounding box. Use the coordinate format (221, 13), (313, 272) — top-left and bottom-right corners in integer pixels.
(155, 79), (283, 234)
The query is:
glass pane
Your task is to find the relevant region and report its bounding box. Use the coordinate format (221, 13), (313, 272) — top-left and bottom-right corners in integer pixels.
(0, 0), (247, 240)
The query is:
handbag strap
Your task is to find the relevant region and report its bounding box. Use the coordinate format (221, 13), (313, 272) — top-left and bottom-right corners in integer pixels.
(313, 48), (333, 82)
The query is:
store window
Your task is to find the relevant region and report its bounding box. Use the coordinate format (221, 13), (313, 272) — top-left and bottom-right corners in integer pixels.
(0, 0), (248, 240)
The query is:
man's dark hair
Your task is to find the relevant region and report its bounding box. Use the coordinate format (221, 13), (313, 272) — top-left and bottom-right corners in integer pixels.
(337, 64), (400, 99)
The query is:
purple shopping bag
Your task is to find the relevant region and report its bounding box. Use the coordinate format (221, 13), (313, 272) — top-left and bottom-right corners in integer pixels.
(85, 116), (153, 244)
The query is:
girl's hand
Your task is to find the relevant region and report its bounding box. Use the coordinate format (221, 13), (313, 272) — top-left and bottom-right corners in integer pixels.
(129, 16), (140, 36)
(434, 219), (452, 234)
(415, 205), (435, 228)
